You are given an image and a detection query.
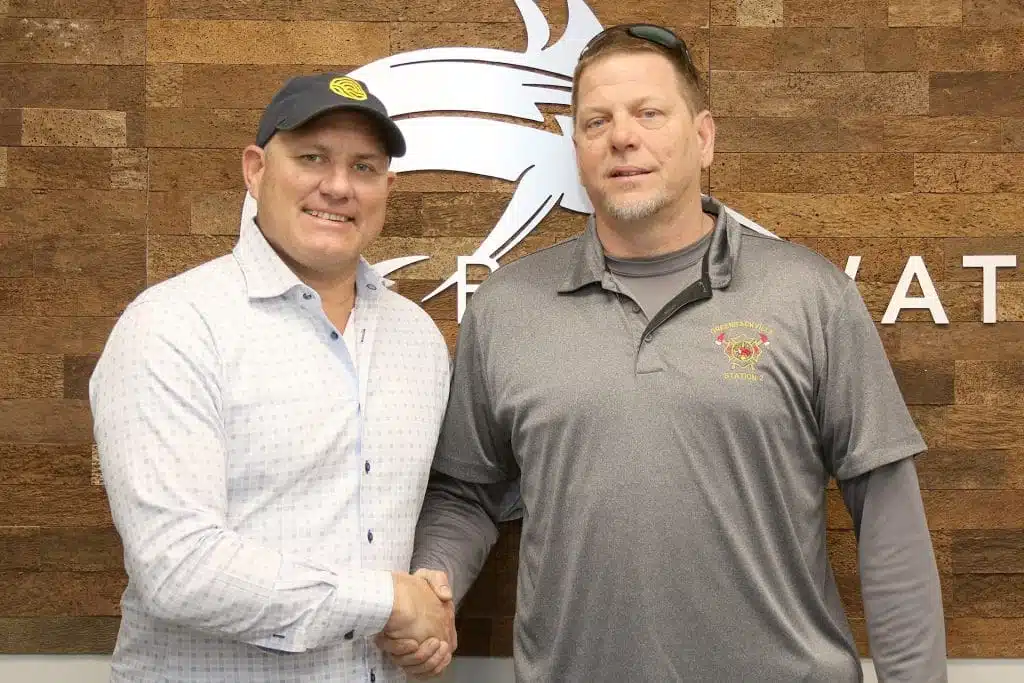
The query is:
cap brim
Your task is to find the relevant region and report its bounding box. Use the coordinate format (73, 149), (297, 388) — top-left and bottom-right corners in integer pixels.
(275, 102), (406, 158)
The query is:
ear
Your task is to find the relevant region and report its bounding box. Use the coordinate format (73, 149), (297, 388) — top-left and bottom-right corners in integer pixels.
(386, 169), (397, 191)
(695, 110), (716, 170)
(242, 144), (268, 201)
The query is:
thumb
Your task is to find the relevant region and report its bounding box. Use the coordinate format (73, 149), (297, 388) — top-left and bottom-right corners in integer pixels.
(414, 568), (453, 601)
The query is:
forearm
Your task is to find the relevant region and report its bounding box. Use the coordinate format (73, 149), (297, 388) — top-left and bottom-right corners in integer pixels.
(112, 497), (394, 652)
(842, 458), (947, 683)
(411, 470), (506, 607)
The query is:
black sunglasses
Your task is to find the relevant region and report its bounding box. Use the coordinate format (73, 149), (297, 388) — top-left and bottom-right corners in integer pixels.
(580, 23), (694, 66)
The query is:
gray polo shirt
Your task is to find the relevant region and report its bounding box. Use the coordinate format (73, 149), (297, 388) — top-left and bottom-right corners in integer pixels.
(419, 197), (927, 682)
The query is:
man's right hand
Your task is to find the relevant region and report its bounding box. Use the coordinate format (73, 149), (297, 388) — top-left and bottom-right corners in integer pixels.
(378, 570), (456, 679)
(384, 571), (452, 644)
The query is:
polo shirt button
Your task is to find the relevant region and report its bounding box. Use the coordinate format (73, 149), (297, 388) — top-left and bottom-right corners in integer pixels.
(632, 304), (641, 314)
(344, 630), (354, 640)
(370, 671), (376, 682)
(644, 333), (654, 343)
(365, 461), (371, 473)
(367, 530), (374, 543)
(302, 292), (313, 300)
(330, 331), (339, 340)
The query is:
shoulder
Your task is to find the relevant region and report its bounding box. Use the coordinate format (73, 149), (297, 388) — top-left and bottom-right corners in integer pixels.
(465, 236), (580, 311)
(736, 227), (855, 306)
(377, 286), (449, 353)
(133, 253), (244, 317)
(109, 255), (242, 350)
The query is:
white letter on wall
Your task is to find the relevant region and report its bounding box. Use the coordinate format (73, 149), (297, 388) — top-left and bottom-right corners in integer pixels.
(882, 256), (949, 325)
(456, 255), (500, 323)
(963, 254), (1017, 323)
(844, 256), (862, 280)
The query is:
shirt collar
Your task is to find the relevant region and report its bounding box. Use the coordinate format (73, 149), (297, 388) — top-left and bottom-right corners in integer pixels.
(557, 194), (742, 294)
(233, 211), (391, 301)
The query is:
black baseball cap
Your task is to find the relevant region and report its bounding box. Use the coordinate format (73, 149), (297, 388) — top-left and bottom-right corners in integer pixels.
(255, 72), (406, 157)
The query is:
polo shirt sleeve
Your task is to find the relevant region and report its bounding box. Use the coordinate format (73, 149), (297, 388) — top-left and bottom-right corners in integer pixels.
(430, 300), (518, 485)
(816, 280), (927, 481)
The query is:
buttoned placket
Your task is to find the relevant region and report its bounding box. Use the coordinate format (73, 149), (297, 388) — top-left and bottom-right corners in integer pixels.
(603, 261), (714, 376)
(350, 280), (384, 682)
(295, 283), (382, 679)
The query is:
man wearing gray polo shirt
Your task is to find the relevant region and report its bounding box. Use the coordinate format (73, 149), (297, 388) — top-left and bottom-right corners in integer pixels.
(380, 24), (947, 683)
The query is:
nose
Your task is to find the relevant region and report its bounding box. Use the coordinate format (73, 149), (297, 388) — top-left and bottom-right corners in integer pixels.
(608, 113), (640, 152)
(319, 163), (354, 199)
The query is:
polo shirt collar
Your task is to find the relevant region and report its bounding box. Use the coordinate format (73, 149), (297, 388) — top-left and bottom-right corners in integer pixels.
(233, 210), (390, 301)
(558, 194), (741, 293)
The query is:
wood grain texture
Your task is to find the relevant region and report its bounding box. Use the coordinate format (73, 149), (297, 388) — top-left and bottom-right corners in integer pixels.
(714, 192), (1024, 237)
(931, 73), (1024, 116)
(867, 29), (1024, 72)
(0, 443), (94, 486)
(0, 616), (120, 653)
(711, 28), (865, 71)
(1, 0), (1023, 659)
(0, 18), (145, 64)
(888, 0), (962, 26)
(146, 20), (390, 65)
(0, 65), (145, 110)
(712, 71), (929, 116)
(964, 0), (1024, 26)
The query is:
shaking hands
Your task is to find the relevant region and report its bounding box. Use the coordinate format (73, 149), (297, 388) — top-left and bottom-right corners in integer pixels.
(378, 569), (458, 679)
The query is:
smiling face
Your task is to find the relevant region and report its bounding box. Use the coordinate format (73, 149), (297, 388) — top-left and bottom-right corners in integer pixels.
(242, 109), (395, 283)
(573, 51), (714, 225)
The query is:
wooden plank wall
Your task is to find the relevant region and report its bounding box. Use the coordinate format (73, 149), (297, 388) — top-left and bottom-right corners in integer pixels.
(1, 0), (1022, 658)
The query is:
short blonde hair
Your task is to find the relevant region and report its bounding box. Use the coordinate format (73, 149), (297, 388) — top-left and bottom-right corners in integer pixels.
(572, 26), (705, 116)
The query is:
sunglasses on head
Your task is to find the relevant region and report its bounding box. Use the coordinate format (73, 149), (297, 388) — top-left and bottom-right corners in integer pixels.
(580, 23), (694, 65)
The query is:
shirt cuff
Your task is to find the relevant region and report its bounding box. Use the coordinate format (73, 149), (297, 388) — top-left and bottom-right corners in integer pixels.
(249, 568), (395, 653)
(338, 568), (395, 639)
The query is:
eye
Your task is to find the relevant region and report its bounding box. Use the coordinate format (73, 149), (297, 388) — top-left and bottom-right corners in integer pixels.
(586, 117), (606, 130)
(353, 161), (374, 173)
(300, 153), (325, 163)
(640, 109), (661, 119)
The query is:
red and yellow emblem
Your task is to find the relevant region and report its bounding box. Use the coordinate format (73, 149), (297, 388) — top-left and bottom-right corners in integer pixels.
(711, 321), (773, 381)
(716, 332), (770, 369)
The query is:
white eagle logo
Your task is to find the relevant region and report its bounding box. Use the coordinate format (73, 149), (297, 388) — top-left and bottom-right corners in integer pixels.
(240, 0), (774, 321)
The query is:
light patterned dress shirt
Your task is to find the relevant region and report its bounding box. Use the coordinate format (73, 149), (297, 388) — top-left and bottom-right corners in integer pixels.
(90, 215), (451, 682)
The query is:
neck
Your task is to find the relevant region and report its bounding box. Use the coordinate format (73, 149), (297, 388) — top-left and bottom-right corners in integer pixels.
(595, 192), (712, 259)
(287, 257), (359, 326)
(309, 272), (357, 309)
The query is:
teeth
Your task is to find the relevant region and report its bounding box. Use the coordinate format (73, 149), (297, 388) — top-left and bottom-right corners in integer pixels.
(304, 210), (352, 222)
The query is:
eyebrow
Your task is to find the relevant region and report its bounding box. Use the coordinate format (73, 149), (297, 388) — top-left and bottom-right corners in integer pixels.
(351, 151), (387, 162)
(291, 143), (386, 161)
(579, 95), (666, 113)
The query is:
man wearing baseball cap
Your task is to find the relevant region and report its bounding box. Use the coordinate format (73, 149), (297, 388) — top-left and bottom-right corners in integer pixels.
(90, 72), (456, 681)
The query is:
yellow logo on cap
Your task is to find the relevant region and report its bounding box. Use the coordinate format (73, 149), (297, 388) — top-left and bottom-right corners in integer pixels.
(329, 77), (367, 101)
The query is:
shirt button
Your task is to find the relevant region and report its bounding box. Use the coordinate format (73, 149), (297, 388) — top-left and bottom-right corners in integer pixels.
(644, 333), (654, 343)
(365, 461), (371, 474)
(370, 672), (376, 682)
(632, 304), (641, 314)
(344, 630), (354, 640)
(302, 292), (313, 300)
(330, 331), (339, 340)
(367, 530), (374, 543)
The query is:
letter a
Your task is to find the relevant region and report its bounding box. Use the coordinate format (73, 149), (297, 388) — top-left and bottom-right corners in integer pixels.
(882, 256), (948, 325)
